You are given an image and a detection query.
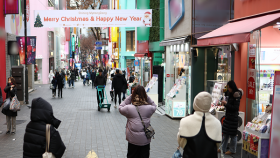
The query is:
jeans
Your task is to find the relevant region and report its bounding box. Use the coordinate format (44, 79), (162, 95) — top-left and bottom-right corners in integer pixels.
(6, 116), (16, 132)
(220, 134), (237, 153)
(63, 78), (66, 88)
(123, 92), (126, 99)
(69, 80), (74, 87)
(83, 78), (86, 85)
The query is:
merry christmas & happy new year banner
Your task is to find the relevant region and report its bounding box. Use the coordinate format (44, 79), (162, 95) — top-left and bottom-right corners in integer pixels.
(34, 10), (152, 28)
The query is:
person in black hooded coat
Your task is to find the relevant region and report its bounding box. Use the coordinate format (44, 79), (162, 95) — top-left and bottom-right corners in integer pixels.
(23, 97), (66, 158)
(219, 80), (243, 155)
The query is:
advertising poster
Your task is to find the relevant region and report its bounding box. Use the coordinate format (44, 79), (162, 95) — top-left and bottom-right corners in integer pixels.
(173, 102), (186, 117)
(269, 71), (280, 157)
(247, 69), (256, 100)
(261, 48), (280, 65)
(16, 36), (37, 65)
(249, 44), (256, 69)
(34, 9), (152, 28)
(169, 0), (184, 29)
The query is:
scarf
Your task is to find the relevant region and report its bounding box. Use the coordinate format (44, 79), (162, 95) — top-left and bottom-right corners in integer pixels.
(132, 95), (148, 106)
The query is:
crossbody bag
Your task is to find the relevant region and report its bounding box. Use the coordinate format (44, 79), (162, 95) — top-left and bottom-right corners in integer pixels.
(135, 106), (155, 139)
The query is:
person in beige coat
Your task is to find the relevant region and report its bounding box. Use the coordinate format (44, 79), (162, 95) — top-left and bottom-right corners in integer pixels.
(177, 92), (222, 158)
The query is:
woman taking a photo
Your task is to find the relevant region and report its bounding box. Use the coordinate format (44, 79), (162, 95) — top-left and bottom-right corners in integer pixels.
(2, 77), (17, 134)
(219, 80), (243, 155)
(119, 86), (157, 158)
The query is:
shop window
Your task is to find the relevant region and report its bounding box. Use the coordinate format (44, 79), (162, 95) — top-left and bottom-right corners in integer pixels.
(10, 55), (20, 66)
(48, 31), (54, 57)
(126, 31), (135, 52)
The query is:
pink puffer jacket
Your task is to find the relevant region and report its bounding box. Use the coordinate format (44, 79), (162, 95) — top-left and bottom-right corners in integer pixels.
(119, 95), (157, 146)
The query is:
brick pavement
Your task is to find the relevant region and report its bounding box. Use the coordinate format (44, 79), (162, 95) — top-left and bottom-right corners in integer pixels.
(0, 81), (237, 158)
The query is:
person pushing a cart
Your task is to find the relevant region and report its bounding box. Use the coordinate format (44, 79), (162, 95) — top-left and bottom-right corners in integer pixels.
(94, 69), (107, 105)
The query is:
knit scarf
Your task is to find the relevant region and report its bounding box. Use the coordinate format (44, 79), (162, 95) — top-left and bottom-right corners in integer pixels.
(132, 95), (148, 106)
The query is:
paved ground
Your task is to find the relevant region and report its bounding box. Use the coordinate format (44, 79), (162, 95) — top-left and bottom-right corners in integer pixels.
(0, 80), (240, 158)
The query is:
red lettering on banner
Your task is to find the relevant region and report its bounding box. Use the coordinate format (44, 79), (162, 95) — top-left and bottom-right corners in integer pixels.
(44, 17), (49, 21)
(90, 16), (94, 21)
(129, 16), (142, 21)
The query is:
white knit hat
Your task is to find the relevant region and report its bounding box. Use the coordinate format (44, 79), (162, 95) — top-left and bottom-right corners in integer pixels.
(193, 92), (212, 112)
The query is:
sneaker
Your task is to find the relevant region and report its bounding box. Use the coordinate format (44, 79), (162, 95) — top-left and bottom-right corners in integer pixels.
(52, 94), (54, 98)
(225, 151), (235, 155)
(6, 131), (10, 134)
(11, 132), (15, 135)
(114, 105), (117, 108)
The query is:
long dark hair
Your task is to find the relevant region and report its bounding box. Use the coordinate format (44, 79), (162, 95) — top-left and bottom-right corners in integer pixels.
(227, 80), (239, 94)
(131, 86), (147, 103)
(179, 68), (185, 76)
(8, 77), (16, 86)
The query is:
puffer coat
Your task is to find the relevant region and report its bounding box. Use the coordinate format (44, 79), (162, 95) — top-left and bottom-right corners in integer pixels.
(222, 89), (243, 136)
(23, 97), (66, 158)
(119, 95), (157, 146)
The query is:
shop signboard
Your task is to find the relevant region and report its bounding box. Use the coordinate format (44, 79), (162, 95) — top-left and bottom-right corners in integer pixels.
(34, 9), (152, 28)
(261, 48), (280, 65)
(134, 60), (140, 66)
(96, 46), (102, 50)
(95, 41), (102, 45)
(4, 0), (19, 14)
(247, 69), (256, 100)
(168, 0), (185, 30)
(269, 71), (280, 158)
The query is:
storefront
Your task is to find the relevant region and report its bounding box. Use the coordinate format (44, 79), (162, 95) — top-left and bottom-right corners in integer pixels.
(160, 39), (191, 118)
(197, 8), (280, 158)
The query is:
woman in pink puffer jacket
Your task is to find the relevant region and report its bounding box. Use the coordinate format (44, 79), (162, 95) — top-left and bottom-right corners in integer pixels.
(119, 86), (157, 158)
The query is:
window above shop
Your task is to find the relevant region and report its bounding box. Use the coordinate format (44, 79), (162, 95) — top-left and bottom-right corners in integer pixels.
(126, 31), (135, 52)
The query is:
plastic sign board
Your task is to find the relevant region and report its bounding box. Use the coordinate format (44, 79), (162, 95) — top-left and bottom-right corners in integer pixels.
(173, 102), (186, 117)
(96, 46), (102, 50)
(95, 41), (102, 45)
(34, 9), (152, 28)
(269, 71), (280, 158)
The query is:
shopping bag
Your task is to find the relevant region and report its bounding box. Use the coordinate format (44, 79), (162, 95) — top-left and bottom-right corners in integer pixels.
(10, 95), (20, 112)
(172, 149), (182, 158)
(2, 99), (11, 110)
(127, 89), (130, 96)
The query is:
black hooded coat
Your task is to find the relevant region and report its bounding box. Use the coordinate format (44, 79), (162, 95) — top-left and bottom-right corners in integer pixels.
(23, 97), (66, 158)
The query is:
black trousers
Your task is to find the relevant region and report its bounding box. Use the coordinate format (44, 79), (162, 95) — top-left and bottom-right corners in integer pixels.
(127, 143), (150, 158)
(97, 89), (104, 105)
(114, 91), (122, 105)
(58, 88), (62, 98)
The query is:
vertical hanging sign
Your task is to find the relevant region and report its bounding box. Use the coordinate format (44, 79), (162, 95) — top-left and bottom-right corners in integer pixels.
(247, 44), (256, 100)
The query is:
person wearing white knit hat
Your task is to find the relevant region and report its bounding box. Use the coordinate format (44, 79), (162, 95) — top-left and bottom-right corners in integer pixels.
(177, 92), (222, 158)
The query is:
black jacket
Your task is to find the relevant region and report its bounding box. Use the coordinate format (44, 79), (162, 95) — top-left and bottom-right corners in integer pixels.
(91, 71), (96, 83)
(94, 75), (106, 87)
(222, 90), (242, 136)
(57, 74), (64, 89)
(112, 73), (127, 92)
(129, 76), (135, 83)
(2, 83), (17, 117)
(23, 97), (66, 158)
(0, 87), (3, 106)
(70, 70), (76, 80)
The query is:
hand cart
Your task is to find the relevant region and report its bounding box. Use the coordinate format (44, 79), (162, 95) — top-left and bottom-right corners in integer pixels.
(97, 85), (111, 112)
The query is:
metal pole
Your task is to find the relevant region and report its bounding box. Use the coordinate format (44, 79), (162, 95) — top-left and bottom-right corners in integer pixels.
(24, 0), (29, 104)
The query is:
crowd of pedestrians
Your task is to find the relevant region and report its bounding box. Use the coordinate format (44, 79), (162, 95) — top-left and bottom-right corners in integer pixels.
(0, 62), (243, 158)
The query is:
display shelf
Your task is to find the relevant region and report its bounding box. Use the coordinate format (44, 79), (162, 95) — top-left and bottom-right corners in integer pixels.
(165, 77), (187, 118)
(245, 127), (270, 139)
